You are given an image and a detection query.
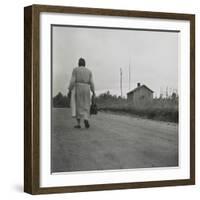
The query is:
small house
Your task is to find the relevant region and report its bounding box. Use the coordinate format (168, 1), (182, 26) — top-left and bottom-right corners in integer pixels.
(127, 83), (153, 107)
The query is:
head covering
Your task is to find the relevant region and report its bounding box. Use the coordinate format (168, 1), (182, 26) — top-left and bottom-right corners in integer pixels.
(78, 58), (86, 67)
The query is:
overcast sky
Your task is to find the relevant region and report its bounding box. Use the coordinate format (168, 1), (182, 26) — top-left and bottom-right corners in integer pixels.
(52, 25), (179, 98)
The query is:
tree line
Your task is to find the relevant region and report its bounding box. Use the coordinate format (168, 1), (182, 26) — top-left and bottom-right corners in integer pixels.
(52, 92), (70, 108)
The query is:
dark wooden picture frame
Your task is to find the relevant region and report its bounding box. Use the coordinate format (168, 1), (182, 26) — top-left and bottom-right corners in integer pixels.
(24, 4), (195, 195)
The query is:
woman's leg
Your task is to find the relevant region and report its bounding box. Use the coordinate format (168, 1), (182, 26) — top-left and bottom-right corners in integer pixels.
(74, 118), (81, 128)
(77, 118), (81, 126)
(76, 84), (90, 128)
(84, 116), (90, 128)
(83, 111), (90, 128)
(84, 120), (90, 128)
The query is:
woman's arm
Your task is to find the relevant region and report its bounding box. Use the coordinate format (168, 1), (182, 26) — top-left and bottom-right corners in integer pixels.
(68, 68), (76, 92)
(89, 71), (95, 96)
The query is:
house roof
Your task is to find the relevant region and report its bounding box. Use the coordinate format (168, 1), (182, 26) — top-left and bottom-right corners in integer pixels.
(127, 85), (154, 95)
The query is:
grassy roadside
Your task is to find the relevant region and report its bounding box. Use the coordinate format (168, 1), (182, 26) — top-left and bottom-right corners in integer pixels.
(52, 91), (178, 123)
(98, 106), (178, 123)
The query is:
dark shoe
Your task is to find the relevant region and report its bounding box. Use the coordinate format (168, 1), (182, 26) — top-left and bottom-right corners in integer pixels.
(84, 120), (90, 128)
(74, 125), (81, 129)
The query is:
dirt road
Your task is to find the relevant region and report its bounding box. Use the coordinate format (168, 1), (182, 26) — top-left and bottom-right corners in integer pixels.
(51, 108), (178, 173)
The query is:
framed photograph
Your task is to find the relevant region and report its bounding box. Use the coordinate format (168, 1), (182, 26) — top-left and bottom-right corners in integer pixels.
(24, 4), (195, 194)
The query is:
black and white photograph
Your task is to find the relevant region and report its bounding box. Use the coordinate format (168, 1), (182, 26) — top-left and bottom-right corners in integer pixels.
(24, 5), (195, 194)
(51, 25), (179, 173)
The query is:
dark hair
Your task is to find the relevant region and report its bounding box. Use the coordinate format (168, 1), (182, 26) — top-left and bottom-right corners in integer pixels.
(78, 58), (86, 67)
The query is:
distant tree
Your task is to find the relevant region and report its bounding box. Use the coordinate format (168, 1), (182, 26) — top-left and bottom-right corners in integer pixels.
(171, 92), (177, 100)
(53, 92), (69, 108)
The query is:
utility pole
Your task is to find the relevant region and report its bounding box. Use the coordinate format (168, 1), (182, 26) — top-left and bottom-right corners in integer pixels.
(160, 87), (163, 99)
(129, 62), (131, 91)
(120, 68), (123, 97)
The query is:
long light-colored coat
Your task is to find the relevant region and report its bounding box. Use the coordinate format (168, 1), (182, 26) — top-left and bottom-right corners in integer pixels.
(68, 67), (95, 120)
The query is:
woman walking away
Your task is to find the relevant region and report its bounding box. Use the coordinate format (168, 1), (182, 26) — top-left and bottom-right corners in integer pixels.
(68, 58), (95, 128)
